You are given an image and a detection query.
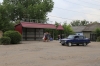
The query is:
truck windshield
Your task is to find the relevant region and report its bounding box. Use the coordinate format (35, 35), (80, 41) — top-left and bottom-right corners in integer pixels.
(67, 35), (74, 39)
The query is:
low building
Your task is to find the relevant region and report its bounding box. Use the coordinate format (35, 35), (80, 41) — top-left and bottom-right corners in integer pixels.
(71, 26), (86, 35)
(15, 22), (56, 41)
(82, 23), (100, 40)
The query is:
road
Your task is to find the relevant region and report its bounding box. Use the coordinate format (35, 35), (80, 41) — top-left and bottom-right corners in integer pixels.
(0, 41), (100, 66)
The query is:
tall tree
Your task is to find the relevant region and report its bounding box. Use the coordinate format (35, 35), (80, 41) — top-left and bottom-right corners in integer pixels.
(80, 20), (89, 26)
(94, 28), (100, 37)
(62, 22), (74, 37)
(3, 0), (54, 23)
(71, 20), (80, 26)
(71, 20), (89, 26)
(55, 21), (60, 27)
(0, 4), (14, 32)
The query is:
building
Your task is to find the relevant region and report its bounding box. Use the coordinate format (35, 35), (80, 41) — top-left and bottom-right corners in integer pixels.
(71, 26), (86, 35)
(71, 23), (100, 41)
(15, 22), (56, 41)
(82, 23), (100, 40)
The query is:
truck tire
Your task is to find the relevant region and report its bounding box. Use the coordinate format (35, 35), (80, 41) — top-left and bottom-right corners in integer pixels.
(83, 43), (87, 46)
(77, 44), (79, 46)
(62, 44), (65, 46)
(68, 43), (72, 47)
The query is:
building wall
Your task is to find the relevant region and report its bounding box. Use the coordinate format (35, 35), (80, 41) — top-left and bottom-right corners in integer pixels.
(22, 28), (44, 41)
(15, 24), (22, 34)
(83, 31), (91, 39)
(75, 32), (83, 35)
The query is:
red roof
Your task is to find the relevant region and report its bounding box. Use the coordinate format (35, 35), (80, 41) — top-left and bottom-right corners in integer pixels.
(20, 22), (56, 29)
(56, 25), (64, 30)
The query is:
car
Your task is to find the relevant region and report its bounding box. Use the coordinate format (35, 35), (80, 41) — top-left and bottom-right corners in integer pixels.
(60, 35), (90, 46)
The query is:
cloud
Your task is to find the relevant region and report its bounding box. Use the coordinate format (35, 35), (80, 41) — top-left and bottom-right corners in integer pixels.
(53, 0), (69, 8)
(47, 0), (100, 24)
(0, 0), (3, 3)
(47, 13), (67, 24)
(81, 7), (100, 21)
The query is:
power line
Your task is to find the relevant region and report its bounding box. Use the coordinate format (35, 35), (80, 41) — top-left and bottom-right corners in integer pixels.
(48, 15), (100, 23)
(54, 7), (100, 16)
(79, 0), (100, 6)
(48, 15), (82, 21)
(64, 0), (100, 10)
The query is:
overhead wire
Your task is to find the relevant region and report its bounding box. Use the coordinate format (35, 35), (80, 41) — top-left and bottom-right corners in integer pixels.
(48, 15), (82, 21)
(54, 7), (100, 16)
(78, 0), (100, 6)
(64, 0), (100, 10)
(48, 0), (100, 23)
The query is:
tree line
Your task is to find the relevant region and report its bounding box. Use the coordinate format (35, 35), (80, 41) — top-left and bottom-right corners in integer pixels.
(0, 0), (54, 32)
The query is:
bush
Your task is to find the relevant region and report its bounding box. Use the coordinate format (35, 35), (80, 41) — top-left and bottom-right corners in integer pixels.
(96, 36), (100, 42)
(4, 31), (22, 44)
(0, 37), (11, 45)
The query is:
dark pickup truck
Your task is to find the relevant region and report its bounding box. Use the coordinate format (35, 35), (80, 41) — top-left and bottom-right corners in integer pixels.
(60, 35), (90, 46)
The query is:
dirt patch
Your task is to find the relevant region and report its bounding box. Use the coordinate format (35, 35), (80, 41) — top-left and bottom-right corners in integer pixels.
(0, 41), (100, 66)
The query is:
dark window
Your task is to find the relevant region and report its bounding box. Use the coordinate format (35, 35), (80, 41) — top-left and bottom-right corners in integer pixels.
(79, 36), (84, 39)
(74, 36), (79, 39)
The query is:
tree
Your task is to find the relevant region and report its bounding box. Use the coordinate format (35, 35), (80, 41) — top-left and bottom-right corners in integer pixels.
(71, 20), (89, 26)
(71, 20), (80, 26)
(80, 20), (89, 26)
(3, 0), (54, 23)
(94, 28), (100, 37)
(0, 4), (14, 32)
(55, 21), (60, 27)
(62, 22), (74, 37)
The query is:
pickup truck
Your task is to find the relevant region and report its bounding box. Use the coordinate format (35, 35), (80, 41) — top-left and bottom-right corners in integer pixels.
(60, 35), (90, 46)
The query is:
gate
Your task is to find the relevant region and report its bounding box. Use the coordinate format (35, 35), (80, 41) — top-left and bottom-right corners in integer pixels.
(90, 33), (97, 41)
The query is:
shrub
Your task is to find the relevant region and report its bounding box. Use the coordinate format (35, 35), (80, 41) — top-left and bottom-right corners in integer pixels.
(0, 37), (11, 45)
(96, 36), (100, 42)
(4, 31), (22, 44)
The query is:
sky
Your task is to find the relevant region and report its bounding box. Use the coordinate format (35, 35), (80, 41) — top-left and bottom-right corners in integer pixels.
(47, 0), (100, 24)
(0, 0), (100, 24)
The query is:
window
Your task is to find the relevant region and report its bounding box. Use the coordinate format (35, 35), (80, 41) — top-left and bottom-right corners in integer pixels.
(79, 36), (84, 39)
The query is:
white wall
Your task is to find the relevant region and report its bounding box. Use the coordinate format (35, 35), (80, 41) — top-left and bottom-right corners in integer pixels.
(76, 32), (83, 36)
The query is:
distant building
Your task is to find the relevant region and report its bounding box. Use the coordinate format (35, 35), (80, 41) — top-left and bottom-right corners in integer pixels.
(82, 23), (100, 41)
(71, 23), (100, 41)
(71, 26), (86, 35)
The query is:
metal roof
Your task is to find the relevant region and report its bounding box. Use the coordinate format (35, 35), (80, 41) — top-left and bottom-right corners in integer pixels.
(56, 25), (64, 30)
(20, 22), (56, 29)
(82, 23), (100, 32)
(71, 26), (86, 32)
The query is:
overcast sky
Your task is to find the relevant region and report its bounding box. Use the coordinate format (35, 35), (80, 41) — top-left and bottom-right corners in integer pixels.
(0, 0), (100, 24)
(48, 0), (100, 24)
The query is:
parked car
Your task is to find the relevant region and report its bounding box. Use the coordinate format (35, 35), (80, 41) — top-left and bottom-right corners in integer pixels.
(60, 35), (90, 46)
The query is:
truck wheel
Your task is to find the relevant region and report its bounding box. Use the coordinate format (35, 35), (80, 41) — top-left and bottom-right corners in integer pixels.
(68, 43), (72, 47)
(83, 43), (87, 46)
(77, 44), (79, 46)
(62, 44), (65, 46)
